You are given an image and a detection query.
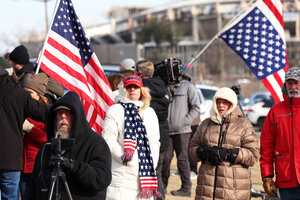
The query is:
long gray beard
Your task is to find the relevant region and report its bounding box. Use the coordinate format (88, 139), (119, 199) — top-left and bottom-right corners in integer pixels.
(55, 129), (70, 139)
(288, 89), (300, 98)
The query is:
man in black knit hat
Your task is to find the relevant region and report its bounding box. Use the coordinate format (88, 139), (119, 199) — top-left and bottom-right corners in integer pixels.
(9, 45), (34, 87)
(0, 66), (48, 200)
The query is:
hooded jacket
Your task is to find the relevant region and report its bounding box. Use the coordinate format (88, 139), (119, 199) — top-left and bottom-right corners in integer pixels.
(11, 62), (34, 87)
(22, 119), (47, 173)
(260, 91), (300, 188)
(0, 67), (48, 171)
(168, 79), (200, 135)
(143, 76), (170, 151)
(102, 88), (160, 200)
(29, 91), (112, 200)
(190, 87), (259, 200)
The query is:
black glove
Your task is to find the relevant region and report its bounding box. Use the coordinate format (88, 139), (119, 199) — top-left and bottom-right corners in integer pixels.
(226, 148), (239, 163)
(49, 155), (74, 171)
(61, 157), (75, 171)
(207, 146), (227, 166)
(196, 147), (209, 162)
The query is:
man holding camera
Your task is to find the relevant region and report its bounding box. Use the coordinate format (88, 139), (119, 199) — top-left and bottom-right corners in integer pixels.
(260, 67), (300, 199)
(29, 91), (112, 200)
(162, 73), (200, 197)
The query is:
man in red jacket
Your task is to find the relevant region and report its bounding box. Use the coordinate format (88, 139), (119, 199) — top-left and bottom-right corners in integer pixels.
(260, 67), (300, 199)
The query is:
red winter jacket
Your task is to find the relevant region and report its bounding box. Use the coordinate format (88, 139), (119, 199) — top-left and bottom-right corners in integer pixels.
(260, 95), (300, 188)
(22, 118), (47, 173)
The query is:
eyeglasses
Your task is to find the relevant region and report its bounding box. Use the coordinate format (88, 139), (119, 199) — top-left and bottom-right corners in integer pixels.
(125, 84), (140, 89)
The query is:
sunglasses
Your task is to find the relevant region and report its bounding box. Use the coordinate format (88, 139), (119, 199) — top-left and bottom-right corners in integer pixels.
(125, 84), (140, 89)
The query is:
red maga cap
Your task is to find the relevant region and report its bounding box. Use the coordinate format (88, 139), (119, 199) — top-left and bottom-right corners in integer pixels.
(124, 75), (143, 88)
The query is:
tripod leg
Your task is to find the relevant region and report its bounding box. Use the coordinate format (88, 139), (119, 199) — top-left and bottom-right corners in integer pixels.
(60, 173), (73, 200)
(47, 171), (58, 200)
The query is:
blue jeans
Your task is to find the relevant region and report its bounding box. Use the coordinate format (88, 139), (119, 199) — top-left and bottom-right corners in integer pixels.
(279, 187), (300, 200)
(0, 170), (20, 200)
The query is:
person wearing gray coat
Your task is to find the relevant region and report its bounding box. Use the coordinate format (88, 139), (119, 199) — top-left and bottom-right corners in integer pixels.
(162, 77), (201, 197)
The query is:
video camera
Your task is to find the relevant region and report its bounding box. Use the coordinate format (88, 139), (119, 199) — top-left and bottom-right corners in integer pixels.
(51, 136), (75, 158)
(154, 57), (184, 85)
(231, 85), (241, 96)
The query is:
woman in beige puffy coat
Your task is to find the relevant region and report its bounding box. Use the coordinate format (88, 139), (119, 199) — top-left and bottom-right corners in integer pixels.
(189, 87), (259, 200)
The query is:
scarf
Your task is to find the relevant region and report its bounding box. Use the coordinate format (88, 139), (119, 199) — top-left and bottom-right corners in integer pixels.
(121, 103), (161, 199)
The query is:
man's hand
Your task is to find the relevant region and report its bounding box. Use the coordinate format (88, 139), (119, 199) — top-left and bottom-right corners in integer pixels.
(262, 177), (278, 197)
(23, 119), (34, 134)
(49, 155), (74, 171)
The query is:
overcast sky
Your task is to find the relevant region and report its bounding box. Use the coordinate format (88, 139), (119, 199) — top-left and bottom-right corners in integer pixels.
(0, 0), (175, 55)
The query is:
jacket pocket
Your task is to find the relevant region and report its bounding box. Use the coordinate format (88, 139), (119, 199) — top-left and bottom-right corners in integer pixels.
(275, 154), (292, 182)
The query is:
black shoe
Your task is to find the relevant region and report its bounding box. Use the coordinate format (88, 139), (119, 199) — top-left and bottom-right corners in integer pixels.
(170, 189), (191, 197)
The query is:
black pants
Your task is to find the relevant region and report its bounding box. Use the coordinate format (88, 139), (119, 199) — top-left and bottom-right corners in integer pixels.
(189, 125), (199, 173)
(162, 133), (192, 192)
(156, 150), (166, 200)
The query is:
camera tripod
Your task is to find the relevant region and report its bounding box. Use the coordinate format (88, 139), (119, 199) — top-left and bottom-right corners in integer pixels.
(47, 157), (73, 200)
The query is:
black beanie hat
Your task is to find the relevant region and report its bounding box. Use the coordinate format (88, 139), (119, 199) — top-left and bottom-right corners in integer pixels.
(9, 45), (29, 65)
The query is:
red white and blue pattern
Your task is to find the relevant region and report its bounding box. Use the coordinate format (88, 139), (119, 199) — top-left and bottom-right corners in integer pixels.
(220, 0), (289, 103)
(121, 103), (160, 199)
(37, 0), (114, 133)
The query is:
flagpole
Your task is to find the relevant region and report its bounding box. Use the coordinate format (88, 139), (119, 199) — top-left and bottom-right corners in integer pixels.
(35, 0), (61, 74)
(185, 0), (256, 70)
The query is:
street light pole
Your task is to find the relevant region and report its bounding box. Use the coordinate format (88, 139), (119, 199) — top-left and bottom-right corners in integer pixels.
(33, 0), (53, 33)
(44, 0), (49, 33)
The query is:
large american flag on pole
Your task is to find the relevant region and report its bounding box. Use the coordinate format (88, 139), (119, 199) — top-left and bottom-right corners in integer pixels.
(219, 0), (289, 103)
(37, 0), (114, 133)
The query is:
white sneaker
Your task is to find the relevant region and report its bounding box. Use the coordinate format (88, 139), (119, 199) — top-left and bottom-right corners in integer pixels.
(171, 171), (180, 176)
(171, 171), (197, 180)
(190, 171), (197, 180)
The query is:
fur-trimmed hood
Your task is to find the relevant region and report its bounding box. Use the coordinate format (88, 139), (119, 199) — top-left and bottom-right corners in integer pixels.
(210, 87), (238, 124)
(114, 87), (150, 111)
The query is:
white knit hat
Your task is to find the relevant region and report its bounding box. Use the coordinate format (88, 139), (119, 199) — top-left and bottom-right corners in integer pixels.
(211, 87), (238, 122)
(120, 58), (135, 71)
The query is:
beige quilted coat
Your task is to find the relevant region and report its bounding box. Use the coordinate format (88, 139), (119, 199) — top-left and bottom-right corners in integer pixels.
(189, 108), (259, 200)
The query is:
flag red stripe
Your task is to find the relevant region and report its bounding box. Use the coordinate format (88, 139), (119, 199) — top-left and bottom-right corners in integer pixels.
(43, 49), (88, 86)
(88, 105), (97, 130)
(273, 71), (283, 87)
(85, 61), (115, 106)
(261, 78), (281, 103)
(92, 122), (102, 134)
(48, 37), (82, 66)
(263, 0), (284, 28)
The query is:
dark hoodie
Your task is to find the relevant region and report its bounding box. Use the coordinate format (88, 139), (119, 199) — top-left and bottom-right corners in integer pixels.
(29, 92), (112, 200)
(143, 76), (170, 151)
(0, 66), (48, 171)
(11, 62), (34, 87)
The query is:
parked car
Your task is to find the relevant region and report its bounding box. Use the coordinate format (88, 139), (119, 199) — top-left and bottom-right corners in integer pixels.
(246, 93), (275, 131)
(102, 65), (120, 77)
(195, 84), (219, 121)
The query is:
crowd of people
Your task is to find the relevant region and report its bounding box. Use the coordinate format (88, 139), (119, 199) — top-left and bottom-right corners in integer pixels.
(1, 44), (300, 200)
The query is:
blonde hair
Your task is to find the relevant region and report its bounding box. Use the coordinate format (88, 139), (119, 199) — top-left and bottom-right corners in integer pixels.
(125, 86), (151, 111)
(136, 60), (154, 78)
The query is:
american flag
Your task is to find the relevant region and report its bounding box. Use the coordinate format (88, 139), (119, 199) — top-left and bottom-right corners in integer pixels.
(37, 0), (114, 133)
(219, 0), (289, 103)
